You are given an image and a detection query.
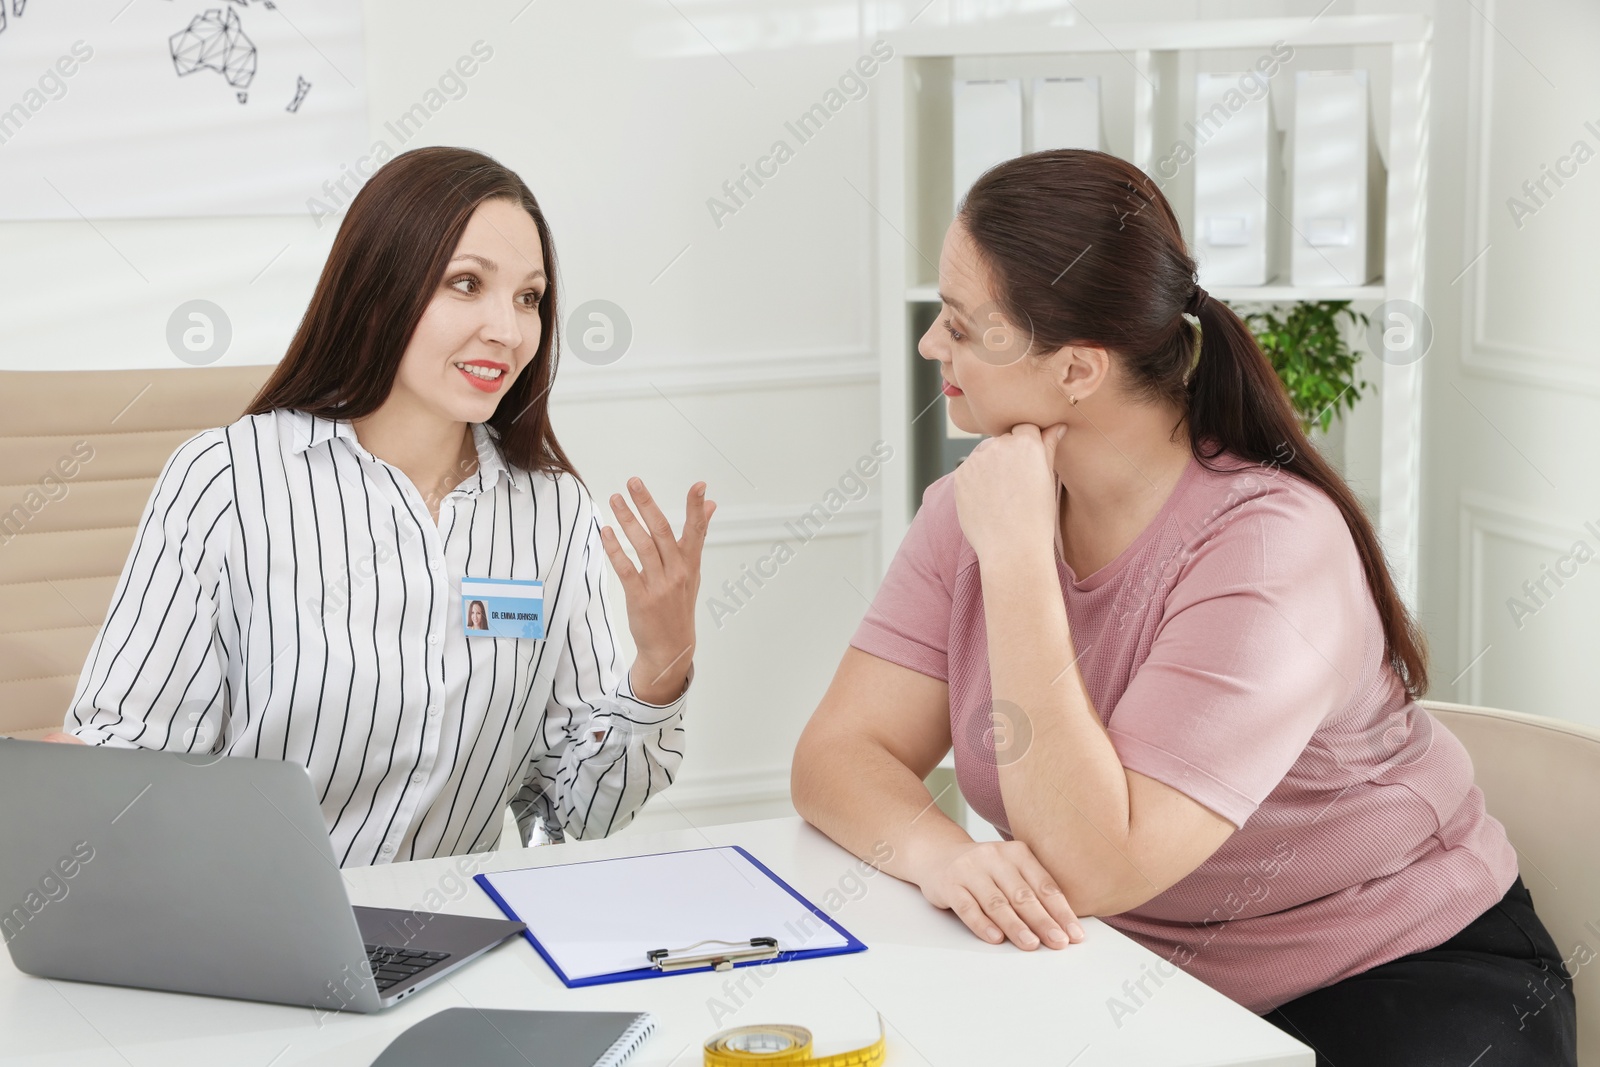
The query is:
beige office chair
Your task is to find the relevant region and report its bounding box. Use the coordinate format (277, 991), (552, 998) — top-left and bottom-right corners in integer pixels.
(1422, 699), (1600, 1065)
(0, 367), (273, 740)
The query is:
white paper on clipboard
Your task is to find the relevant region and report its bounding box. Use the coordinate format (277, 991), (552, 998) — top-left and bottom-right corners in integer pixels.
(479, 847), (853, 982)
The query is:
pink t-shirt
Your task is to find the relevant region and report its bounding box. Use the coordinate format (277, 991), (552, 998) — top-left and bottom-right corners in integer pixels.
(851, 450), (1517, 1013)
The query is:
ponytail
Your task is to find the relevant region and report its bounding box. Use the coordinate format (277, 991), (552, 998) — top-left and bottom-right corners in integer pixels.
(961, 148), (1430, 700)
(1186, 292), (1428, 698)
(1185, 288), (1300, 465)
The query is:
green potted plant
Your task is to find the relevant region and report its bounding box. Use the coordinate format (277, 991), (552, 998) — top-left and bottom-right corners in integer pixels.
(1233, 300), (1371, 435)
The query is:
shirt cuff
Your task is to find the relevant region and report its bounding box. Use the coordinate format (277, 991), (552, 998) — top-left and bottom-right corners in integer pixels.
(849, 627), (948, 683)
(578, 665), (689, 750)
(618, 662), (694, 716)
(1107, 728), (1259, 829)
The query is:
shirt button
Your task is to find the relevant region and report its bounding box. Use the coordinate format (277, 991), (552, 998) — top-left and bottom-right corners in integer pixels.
(427, 704), (440, 716)
(428, 634), (440, 646)
(380, 844), (394, 855)
(429, 558), (442, 571)
(412, 773), (424, 784)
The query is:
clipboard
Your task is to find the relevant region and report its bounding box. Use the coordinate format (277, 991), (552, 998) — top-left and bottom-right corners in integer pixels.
(473, 845), (867, 988)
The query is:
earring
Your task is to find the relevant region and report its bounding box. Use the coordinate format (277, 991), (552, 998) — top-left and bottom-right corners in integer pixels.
(1069, 394), (1079, 406)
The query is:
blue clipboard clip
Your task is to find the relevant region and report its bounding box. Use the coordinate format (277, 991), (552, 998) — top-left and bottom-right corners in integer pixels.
(646, 936), (779, 973)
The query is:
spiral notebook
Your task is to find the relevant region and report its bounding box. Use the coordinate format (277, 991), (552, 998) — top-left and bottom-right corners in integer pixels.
(370, 1007), (656, 1067)
(475, 845), (867, 987)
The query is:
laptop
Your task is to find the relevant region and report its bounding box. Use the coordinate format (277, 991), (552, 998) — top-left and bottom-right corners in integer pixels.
(0, 738), (526, 1013)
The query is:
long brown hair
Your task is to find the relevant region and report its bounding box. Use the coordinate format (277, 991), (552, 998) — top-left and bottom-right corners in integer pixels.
(247, 145), (577, 480)
(960, 149), (1428, 699)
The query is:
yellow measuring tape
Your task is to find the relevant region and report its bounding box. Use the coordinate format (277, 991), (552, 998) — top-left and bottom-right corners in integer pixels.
(703, 1017), (887, 1066)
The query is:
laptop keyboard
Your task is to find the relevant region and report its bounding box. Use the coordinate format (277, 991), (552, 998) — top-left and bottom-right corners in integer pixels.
(363, 943), (452, 992)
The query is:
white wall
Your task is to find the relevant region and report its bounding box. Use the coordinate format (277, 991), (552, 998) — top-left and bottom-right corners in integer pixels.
(1412, 0), (1600, 725)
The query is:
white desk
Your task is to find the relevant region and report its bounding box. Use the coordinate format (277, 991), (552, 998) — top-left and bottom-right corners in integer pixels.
(2, 817), (1311, 1066)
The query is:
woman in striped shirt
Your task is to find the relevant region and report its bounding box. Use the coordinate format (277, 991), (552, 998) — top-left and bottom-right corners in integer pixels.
(43, 146), (715, 867)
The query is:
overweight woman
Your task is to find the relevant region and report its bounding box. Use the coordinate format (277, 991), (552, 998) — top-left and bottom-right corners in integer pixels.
(791, 149), (1577, 1065)
(44, 146), (715, 867)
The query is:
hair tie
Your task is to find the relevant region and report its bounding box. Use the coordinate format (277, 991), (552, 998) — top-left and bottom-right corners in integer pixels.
(1182, 314), (1203, 386)
(1185, 284), (1210, 316)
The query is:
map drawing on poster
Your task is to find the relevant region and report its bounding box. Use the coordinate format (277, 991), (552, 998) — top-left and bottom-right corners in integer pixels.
(0, 0), (367, 219)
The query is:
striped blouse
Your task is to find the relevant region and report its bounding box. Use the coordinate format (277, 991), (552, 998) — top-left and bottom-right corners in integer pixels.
(62, 407), (689, 866)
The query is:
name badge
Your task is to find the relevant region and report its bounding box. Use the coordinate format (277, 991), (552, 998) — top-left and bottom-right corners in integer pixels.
(461, 577), (544, 640)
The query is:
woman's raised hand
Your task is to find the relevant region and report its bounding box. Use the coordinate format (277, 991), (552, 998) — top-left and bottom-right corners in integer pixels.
(598, 478), (715, 706)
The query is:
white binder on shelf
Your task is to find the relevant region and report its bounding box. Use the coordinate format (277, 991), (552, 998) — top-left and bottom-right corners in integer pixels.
(953, 78), (1023, 212)
(1192, 72), (1284, 287)
(1290, 69), (1386, 287)
(1031, 76), (1102, 151)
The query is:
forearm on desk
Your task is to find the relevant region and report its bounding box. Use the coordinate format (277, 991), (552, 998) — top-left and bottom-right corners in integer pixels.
(790, 729), (972, 887)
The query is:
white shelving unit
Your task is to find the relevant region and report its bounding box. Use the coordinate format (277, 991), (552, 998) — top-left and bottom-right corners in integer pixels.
(874, 14), (1432, 608)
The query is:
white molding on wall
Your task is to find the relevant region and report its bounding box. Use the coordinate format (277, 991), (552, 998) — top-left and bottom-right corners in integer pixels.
(632, 766), (797, 830)
(497, 768), (796, 848)
(1459, 0), (1600, 397)
(892, 15), (1431, 55)
(1461, 340), (1600, 396)
(550, 349), (878, 403)
(701, 502), (882, 548)
(699, 503), (883, 618)
(1454, 490), (1589, 705)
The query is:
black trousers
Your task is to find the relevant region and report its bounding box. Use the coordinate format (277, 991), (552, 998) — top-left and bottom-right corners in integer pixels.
(1260, 876), (1578, 1067)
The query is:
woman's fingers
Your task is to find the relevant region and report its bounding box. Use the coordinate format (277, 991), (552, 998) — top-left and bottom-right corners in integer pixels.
(993, 867), (1080, 948)
(947, 886), (1006, 945)
(1012, 847), (1086, 944)
(936, 844), (1085, 951)
(38, 731), (86, 745)
(679, 482), (714, 559)
(992, 873), (1061, 949)
(597, 523), (642, 589)
(626, 478), (682, 572)
(972, 876), (1041, 949)
(609, 489), (664, 577)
